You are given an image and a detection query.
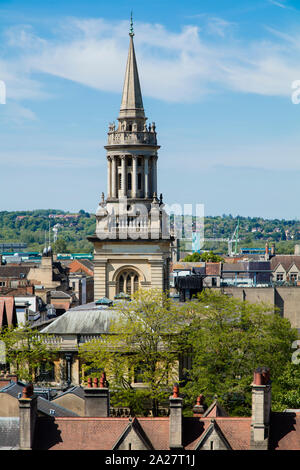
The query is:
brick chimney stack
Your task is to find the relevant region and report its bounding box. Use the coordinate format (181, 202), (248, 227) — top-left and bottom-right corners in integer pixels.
(271, 243), (276, 257)
(265, 243), (270, 260)
(18, 384), (37, 450)
(84, 373), (110, 417)
(169, 383), (183, 449)
(250, 367), (271, 450)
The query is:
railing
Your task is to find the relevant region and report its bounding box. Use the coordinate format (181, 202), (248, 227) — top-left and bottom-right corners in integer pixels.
(107, 131), (157, 146)
(79, 335), (101, 344)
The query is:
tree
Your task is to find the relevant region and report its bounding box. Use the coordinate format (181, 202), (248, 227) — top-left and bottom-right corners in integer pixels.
(53, 238), (68, 253)
(180, 290), (297, 416)
(79, 289), (190, 416)
(0, 324), (58, 383)
(271, 362), (300, 411)
(183, 251), (224, 263)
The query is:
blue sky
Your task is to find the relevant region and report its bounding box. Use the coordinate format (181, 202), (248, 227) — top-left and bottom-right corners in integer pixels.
(1, 0), (300, 219)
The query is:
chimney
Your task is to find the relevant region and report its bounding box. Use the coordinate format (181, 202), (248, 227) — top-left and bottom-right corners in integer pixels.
(294, 244), (300, 256)
(84, 373), (110, 417)
(169, 383), (183, 449)
(193, 394), (206, 417)
(250, 367), (271, 450)
(265, 243), (269, 260)
(18, 384), (37, 450)
(271, 243), (275, 257)
(0, 371), (18, 388)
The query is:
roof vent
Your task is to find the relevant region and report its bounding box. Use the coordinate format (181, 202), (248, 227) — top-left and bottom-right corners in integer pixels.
(49, 409), (56, 416)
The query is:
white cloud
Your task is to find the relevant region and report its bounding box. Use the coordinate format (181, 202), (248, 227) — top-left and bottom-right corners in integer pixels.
(1, 16), (300, 106)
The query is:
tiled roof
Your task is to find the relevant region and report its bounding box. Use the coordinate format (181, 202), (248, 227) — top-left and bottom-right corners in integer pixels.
(203, 400), (228, 418)
(270, 255), (300, 272)
(269, 412), (300, 450)
(33, 417), (130, 450)
(184, 417), (251, 450)
(205, 263), (221, 276)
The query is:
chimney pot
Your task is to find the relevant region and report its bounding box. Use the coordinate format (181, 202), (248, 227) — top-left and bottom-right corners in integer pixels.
(93, 377), (99, 388)
(87, 377), (92, 388)
(172, 383), (179, 398)
(22, 384), (34, 399)
(100, 372), (107, 388)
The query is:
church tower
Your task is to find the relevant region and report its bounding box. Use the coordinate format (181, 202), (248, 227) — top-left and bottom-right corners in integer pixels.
(88, 20), (172, 300)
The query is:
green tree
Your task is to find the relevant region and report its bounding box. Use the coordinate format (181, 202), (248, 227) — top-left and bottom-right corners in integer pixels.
(183, 251), (224, 262)
(53, 238), (68, 253)
(272, 362), (300, 411)
(180, 290), (297, 416)
(0, 324), (58, 383)
(79, 289), (190, 416)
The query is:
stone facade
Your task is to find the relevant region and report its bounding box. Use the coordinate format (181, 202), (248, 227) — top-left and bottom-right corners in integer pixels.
(88, 28), (172, 300)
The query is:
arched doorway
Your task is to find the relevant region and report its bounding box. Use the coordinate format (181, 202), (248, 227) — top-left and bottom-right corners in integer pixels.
(117, 270), (140, 296)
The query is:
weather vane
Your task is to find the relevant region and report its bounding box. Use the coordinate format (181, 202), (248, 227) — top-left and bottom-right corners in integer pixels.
(129, 11), (134, 37)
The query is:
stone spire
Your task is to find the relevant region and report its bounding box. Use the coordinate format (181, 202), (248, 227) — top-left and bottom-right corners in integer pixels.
(119, 18), (145, 119)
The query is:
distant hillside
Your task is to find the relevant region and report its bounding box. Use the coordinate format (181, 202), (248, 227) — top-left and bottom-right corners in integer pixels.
(0, 209), (95, 253)
(0, 210), (299, 254)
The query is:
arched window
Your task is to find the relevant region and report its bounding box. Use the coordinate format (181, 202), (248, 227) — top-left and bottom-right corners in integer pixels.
(117, 270), (140, 295)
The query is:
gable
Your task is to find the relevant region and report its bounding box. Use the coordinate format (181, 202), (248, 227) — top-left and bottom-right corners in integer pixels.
(52, 394), (85, 416)
(273, 263), (286, 274)
(113, 419), (154, 450)
(0, 393), (19, 417)
(194, 421), (231, 450)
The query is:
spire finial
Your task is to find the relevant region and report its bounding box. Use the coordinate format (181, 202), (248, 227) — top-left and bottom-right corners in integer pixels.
(129, 11), (134, 37)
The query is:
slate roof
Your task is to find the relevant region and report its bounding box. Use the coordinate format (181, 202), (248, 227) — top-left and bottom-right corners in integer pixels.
(53, 386), (85, 400)
(40, 302), (117, 334)
(0, 382), (79, 417)
(50, 291), (71, 299)
(0, 417), (19, 449)
(0, 266), (31, 278)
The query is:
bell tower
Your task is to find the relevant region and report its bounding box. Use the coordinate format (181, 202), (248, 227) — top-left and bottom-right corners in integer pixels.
(88, 18), (172, 300)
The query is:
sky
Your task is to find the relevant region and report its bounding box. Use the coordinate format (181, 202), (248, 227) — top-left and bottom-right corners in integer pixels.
(1, 0), (300, 219)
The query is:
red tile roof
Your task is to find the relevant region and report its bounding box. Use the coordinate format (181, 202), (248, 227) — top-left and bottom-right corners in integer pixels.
(205, 263), (222, 276)
(269, 412), (300, 450)
(32, 412), (300, 450)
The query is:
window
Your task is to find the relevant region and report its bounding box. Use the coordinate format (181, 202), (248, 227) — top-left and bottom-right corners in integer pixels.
(118, 173), (122, 190)
(276, 273), (284, 281)
(0, 281), (6, 287)
(118, 270), (140, 295)
(138, 173), (142, 190)
(128, 173), (132, 190)
(35, 362), (55, 382)
(290, 273), (298, 282)
(138, 157), (142, 167)
(128, 123), (132, 131)
(127, 157), (132, 166)
(212, 277), (217, 287)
